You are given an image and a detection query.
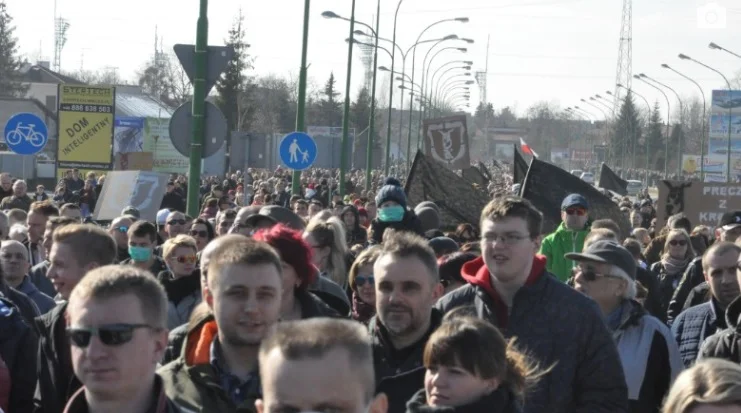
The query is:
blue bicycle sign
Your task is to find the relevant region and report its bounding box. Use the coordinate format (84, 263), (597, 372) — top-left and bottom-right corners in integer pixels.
(3, 113), (48, 155)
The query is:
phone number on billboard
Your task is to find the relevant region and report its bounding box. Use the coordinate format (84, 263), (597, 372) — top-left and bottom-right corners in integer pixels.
(59, 104), (113, 113)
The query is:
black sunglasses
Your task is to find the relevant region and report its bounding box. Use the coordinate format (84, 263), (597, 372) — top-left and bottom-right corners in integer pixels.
(355, 275), (374, 287)
(190, 230), (208, 238)
(167, 219), (186, 225)
(66, 323), (155, 348)
(668, 239), (687, 247)
(580, 269), (621, 282)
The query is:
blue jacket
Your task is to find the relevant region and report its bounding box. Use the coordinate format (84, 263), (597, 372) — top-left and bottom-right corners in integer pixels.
(17, 277), (55, 315)
(672, 299), (724, 366)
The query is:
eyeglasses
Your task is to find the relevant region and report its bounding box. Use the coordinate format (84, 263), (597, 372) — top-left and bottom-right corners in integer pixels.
(355, 275), (374, 287)
(565, 208), (587, 216)
(115, 226), (128, 233)
(580, 268), (622, 282)
(481, 233), (530, 245)
(190, 230), (208, 238)
(66, 323), (156, 348)
(167, 219), (186, 225)
(175, 255), (197, 264)
(668, 239), (687, 247)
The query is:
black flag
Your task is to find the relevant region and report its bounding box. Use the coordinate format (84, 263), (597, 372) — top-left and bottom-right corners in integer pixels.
(521, 158), (630, 237)
(405, 151), (490, 230)
(598, 163), (628, 196)
(514, 150), (528, 184)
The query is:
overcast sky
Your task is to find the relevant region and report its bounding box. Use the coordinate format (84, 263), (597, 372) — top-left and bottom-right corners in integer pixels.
(8, 0), (741, 118)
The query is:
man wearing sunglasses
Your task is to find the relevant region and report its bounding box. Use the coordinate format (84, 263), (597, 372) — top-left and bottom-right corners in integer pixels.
(539, 193), (592, 283)
(165, 211), (189, 239)
(159, 236), (283, 412)
(35, 224), (118, 413)
(436, 196), (628, 413)
(63, 265), (180, 413)
(107, 216), (134, 263)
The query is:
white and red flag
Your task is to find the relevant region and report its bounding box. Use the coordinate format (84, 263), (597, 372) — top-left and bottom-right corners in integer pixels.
(519, 137), (539, 158)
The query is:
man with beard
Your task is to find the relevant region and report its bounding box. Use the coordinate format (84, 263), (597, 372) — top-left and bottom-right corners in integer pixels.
(672, 242), (741, 366)
(159, 236), (283, 412)
(369, 230), (443, 411)
(539, 193), (591, 282)
(436, 196), (628, 413)
(668, 210), (741, 323)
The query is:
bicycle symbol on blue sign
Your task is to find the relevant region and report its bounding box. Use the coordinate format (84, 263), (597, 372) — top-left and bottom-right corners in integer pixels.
(3, 112), (48, 155)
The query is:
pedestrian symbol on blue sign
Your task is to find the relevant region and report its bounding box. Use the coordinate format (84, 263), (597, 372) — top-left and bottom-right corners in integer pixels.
(280, 132), (316, 170)
(3, 113), (48, 155)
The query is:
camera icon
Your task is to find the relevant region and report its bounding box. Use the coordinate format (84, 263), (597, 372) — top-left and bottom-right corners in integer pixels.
(697, 1), (727, 29)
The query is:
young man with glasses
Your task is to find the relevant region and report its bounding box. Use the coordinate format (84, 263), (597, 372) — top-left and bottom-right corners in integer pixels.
(539, 193), (591, 283)
(63, 265), (180, 413)
(35, 224), (118, 413)
(436, 196), (628, 413)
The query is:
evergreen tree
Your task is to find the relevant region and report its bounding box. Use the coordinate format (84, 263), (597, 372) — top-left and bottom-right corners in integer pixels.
(350, 87), (372, 133)
(612, 92), (642, 168)
(0, 1), (28, 97)
(646, 102), (665, 170)
(669, 123), (683, 174)
(474, 102), (494, 131)
(319, 72), (342, 127)
(216, 9), (255, 132)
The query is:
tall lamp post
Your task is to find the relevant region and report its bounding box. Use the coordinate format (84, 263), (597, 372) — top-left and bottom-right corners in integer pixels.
(291, 0), (312, 195)
(710, 42), (741, 59)
(662, 63), (706, 181)
(385, 0), (403, 176)
(679, 53), (733, 183)
(418, 46), (468, 136)
(639, 73), (684, 176)
(634, 74), (671, 178)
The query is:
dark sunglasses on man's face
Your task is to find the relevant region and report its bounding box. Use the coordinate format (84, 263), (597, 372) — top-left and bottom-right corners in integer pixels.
(355, 275), (374, 287)
(167, 219), (186, 226)
(565, 208), (587, 216)
(190, 230), (208, 238)
(669, 239), (687, 247)
(66, 323), (155, 348)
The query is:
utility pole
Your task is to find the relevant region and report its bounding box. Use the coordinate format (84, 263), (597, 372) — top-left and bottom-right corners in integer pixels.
(292, 0), (312, 195)
(365, 2), (380, 191)
(186, 0), (209, 216)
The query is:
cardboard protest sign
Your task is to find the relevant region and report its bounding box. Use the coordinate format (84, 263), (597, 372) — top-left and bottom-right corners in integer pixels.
(657, 180), (741, 229)
(93, 171), (169, 222)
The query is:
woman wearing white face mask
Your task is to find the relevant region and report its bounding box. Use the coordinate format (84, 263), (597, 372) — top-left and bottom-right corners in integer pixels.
(405, 314), (544, 413)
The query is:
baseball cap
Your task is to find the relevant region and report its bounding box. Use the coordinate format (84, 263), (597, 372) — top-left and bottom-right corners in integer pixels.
(244, 206), (306, 231)
(121, 206), (141, 219)
(565, 240), (636, 280)
(561, 194), (589, 210)
(720, 211), (741, 231)
(156, 208), (171, 226)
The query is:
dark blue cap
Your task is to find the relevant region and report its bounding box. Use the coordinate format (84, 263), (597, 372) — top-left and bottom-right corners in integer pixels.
(561, 193), (588, 210)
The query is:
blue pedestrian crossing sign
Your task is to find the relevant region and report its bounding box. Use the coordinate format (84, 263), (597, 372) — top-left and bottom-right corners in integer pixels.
(3, 113), (48, 155)
(280, 132), (317, 170)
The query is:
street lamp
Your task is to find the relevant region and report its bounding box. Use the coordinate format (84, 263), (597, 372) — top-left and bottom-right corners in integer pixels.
(679, 53), (733, 182)
(581, 98), (609, 119)
(432, 67), (471, 109)
(406, 17), (468, 168)
(437, 72), (472, 103)
(662, 63), (707, 181)
(634, 74), (671, 178)
(590, 96), (612, 112)
(709, 42), (741, 59)
(639, 73), (685, 176)
(418, 44), (467, 143)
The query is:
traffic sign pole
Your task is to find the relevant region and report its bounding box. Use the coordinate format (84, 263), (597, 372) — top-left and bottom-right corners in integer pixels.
(187, 0), (209, 217)
(365, 0), (380, 191)
(293, 0), (311, 195)
(339, 0), (356, 197)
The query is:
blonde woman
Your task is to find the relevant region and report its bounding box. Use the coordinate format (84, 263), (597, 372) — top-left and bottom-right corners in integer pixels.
(304, 216), (349, 287)
(650, 228), (696, 319)
(663, 359), (741, 413)
(160, 234), (201, 330)
(348, 246), (381, 323)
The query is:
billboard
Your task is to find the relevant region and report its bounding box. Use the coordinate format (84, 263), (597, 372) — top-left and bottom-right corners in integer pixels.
(114, 117), (144, 154)
(709, 114), (741, 138)
(143, 118), (188, 174)
(56, 85), (115, 179)
(707, 137), (741, 155)
(682, 154), (726, 176)
(712, 90), (741, 114)
(422, 115), (471, 170)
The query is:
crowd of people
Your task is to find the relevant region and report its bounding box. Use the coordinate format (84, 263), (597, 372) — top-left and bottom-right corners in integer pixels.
(1, 164), (741, 413)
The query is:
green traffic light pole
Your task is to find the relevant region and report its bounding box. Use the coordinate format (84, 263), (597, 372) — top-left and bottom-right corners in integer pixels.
(679, 53), (733, 183)
(292, 0), (312, 195)
(365, 0), (381, 191)
(187, 0), (208, 216)
(338, 0), (356, 197)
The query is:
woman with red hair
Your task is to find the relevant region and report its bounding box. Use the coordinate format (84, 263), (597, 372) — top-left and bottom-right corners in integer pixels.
(253, 224), (340, 320)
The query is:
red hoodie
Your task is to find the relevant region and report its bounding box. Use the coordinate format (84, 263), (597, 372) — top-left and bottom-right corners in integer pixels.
(460, 254), (547, 329)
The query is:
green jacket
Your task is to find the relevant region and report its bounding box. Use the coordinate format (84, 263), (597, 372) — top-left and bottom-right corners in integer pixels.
(158, 315), (259, 413)
(539, 222), (590, 283)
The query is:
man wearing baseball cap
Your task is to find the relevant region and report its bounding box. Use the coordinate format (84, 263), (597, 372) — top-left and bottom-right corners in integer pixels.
(539, 193), (591, 282)
(568, 240), (682, 412)
(669, 210), (741, 322)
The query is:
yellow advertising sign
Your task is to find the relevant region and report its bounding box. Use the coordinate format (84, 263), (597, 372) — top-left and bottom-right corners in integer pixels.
(56, 85), (116, 179)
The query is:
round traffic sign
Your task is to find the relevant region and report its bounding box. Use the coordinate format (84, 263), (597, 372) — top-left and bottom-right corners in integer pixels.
(3, 112), (48, 155)
(280, 132), (317, 171)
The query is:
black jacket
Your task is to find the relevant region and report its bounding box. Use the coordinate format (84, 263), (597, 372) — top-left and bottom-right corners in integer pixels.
(62, 374), (182, 413)
(297, 289), (341, 318)
(341, 205), (368, 247)
(671, 299), (724, 366)
(0, 282), (40, 327)
(651, 260), (693, 321)
(0, 297), (38, 413)
(368, 209), (423, 245)
(29, 261), (57, 298)
(636, 266), (664, 323)
(699, 296), (741, 362)
(160, 192), (186, 213)
(405, 387), (523, 413)
(435, 272), (628, 413)
(33, 302), (82, 413)
(667, 257), (704, 324)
